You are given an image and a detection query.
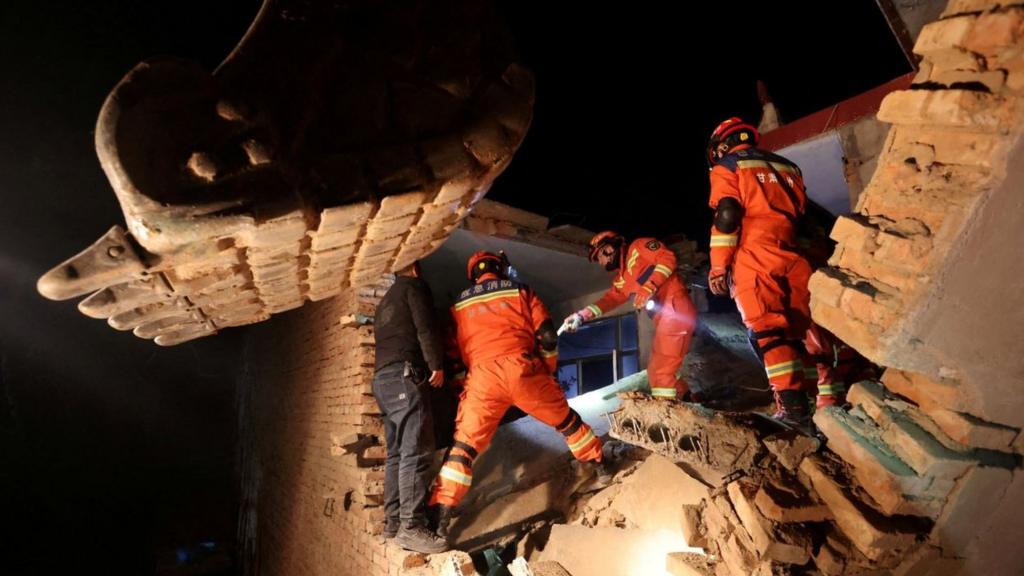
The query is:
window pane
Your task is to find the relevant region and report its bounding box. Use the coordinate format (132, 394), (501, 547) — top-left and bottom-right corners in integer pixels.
(620, 313), (638, 351)
(619, 352), (639, 378)
(558, 318), (617, 360)
(580, 357), (614, 394)
(557, 364), (579, 399)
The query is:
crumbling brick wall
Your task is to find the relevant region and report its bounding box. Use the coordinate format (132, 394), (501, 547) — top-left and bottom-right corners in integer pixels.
(810, 1), (1024, 572)
(235, 198), (608, 576)
(239, 285), (394, 576)
(239, 277), (478, 576)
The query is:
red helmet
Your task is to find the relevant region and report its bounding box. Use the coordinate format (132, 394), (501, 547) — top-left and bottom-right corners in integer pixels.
(466, 250), (504, 282)
(707, 117), (759, 166)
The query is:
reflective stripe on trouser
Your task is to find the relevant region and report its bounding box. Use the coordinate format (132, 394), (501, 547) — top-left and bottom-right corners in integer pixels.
(556, 409), (602, 460)
(763, 349), (804, 391)
(802, 322), (847, 400)
(429, 354), (602, 507)
(732, 250), (813, 393)
(647, 285), (697, 399)
(429, 440), (477, 508)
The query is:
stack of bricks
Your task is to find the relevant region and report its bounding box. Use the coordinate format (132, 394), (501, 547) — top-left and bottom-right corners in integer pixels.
(461, 199), (593, 258)
(37, 1), (536, 349)
(809, 1), (1024, 363)
(41, 118), (526, 346)
(807, 1), (1024, 571)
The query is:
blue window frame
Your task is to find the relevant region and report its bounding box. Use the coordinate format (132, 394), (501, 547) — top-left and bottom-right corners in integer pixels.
(556, 314), (639, 398)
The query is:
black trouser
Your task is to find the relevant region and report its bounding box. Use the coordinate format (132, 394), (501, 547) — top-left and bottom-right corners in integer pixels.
(372, 361), (436, 529)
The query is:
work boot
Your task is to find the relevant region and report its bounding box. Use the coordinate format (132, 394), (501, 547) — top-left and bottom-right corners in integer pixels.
(595, 458), (615, 486)
(382, 517), (399, 540)
(680, 390), (705, 404)
(395, 525), (449, 554)
(434, 505), (455, 540)
(773, 389), (812, 429)
(578, 455), (615, 490)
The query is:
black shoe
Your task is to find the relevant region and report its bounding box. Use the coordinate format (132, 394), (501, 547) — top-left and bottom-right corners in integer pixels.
(680, 390), (705, 403)
(580, 458), (614, 489)
(595, 459), (615, 486)
(773, 389), (813, 429)
(383, 518), (399, 539)
(395, 525), (449, 554)
(435, 505), (455, 540)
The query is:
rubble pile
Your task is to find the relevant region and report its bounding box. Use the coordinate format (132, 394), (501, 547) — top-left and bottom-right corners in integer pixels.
(524, 395), (952, 576)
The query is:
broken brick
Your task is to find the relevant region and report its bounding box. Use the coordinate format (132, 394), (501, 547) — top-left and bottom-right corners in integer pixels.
(611, 454), (709, 536)
(799, 454), (918, 562)
(880, 369), (971, 414)
(680, 504), (708, 549)
(879, 370), (1018, 450)
(927, 408), (1018, 452)
(848, 381), (974, 481)
(719, 532), (758, 576)
(753, 478), (832, 524)
(762, 430), (820, 471)
(914, 15), (976, 67)
(666, 552), (714, 576)
(727, 480), (811, 565)
(814, 407), (944, 518)
(878, 89), (1017, 132)
(964, 8), (1024, 57)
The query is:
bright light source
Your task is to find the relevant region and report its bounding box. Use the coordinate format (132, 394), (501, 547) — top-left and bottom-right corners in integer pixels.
(632, 528), (705, 576)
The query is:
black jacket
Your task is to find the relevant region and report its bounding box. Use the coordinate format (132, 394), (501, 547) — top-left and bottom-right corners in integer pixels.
(373, 276), (443, 372)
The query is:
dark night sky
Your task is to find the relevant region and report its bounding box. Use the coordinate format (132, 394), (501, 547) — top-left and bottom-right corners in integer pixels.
(490, 1), (911, 240)
(0, 2), (261, 575)
(0, 1), (908, 574)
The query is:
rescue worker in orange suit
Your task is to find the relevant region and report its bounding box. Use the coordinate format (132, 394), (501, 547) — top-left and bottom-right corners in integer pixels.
(704, 117), (845, 424)
(561, 232), (698, 401)
(429, 251), (610, 540)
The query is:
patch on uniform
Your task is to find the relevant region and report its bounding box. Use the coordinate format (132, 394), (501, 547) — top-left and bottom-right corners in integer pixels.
(646, 240), (661, 250)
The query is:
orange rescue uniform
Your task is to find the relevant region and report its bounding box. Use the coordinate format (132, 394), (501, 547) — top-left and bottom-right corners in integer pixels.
(708, 146), (841, 401)
(584, 238), (697, 399)
(429, 276), (602, 508)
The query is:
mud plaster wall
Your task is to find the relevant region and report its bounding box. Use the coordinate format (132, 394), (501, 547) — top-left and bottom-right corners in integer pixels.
(807, 3), (1024, 573)
(840, 118), (893, 210)
(906, 137), (1024, 429)
(893, 0), (951, 39)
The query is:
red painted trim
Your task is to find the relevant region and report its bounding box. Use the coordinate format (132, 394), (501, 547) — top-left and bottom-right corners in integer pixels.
(760, 72), (914, 151)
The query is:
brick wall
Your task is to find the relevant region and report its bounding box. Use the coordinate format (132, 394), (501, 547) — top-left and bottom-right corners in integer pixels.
(239, 280), (480, 576)
(809, 2), (1024, 573)
(239, 283), (383, 575)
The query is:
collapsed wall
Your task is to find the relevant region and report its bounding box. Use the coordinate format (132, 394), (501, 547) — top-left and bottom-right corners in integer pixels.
(807, 1), (1024, 573)
(237, 208), (610, 576)
(237, 2), (1024, 574)
(586, 397), (946, 575)
(36, 0), (534, 347)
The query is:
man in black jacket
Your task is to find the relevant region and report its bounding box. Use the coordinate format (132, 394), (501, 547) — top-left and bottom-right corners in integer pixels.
(372, 261), (448, 553)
